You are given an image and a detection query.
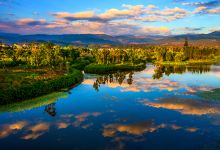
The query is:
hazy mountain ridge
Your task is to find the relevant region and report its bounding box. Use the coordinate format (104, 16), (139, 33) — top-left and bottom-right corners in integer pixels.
(0, 31), (219, 46)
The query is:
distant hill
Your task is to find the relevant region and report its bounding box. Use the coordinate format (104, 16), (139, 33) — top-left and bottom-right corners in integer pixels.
(0, 33), (121, 45)
(157, 32), (220, 47)
(0, 31), (219, 46)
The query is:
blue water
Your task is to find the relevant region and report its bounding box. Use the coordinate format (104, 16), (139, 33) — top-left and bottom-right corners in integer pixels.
(0, 64), (220, 150)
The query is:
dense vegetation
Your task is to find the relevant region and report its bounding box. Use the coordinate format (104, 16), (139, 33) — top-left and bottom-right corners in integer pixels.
(84, 63), (145, 74)
(0, 43), (94, 70)
(90, 46), (219, 64)
(0, 68), (83, 104)
(0, 42), (220, 103)
(1, 43), (219, 69)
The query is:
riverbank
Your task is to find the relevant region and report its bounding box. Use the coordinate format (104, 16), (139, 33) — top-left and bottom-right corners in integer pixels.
(0, 92), (68, 113)
(84, 63), (146, 74)
(0, 69), (83, 104)
(155, 59), (219, 65)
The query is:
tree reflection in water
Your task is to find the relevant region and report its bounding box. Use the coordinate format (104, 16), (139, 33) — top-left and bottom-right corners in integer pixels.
(45, 103), (56, 117)
(153, 64), (212, 79)
(93, 72), (134, 91)
(92, 64), (212, 91)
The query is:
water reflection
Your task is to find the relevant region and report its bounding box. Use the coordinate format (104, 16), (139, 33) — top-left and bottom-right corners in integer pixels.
(102, 120), (202, 150)
(45, 103), (56, 117)
(1, 64), (220, 150)
(92, 72), (133, 91)
(0, 92), (67, 113)
(85, 73), (212, 93)
(73, 112), (101, 127)
(22, 122), (50, 140)
(84, 64), (216, 94)
(84, 73), (185, 92)
(153, 64), (211, 79)
(103, 120), (166, 137)
(141, 97), (220, 115)
(0, 121), (28, 139)
(0, 111), (102, 141)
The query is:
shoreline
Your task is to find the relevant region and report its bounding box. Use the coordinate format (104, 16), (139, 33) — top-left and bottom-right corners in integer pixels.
(84, 63), (146, 74)
(154, 59), (219, 65)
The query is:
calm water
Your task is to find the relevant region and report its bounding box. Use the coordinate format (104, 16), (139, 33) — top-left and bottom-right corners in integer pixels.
(1, 64), (220, 150)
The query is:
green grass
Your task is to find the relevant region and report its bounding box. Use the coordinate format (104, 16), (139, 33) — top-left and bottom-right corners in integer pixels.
(0, 71), (41, 89)
(0, 68), (83, 104)
(84, 63), (146, 74)
(0, 92), (67, 113)
(156, 59), (219, 65)
(197, 88), (220, 101)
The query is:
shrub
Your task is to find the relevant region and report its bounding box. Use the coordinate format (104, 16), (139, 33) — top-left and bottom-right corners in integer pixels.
(84, 63), (146, 74)
(71, 56), (95, 70)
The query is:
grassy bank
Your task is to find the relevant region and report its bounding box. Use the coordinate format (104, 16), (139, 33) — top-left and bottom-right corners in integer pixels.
(84, 63), (146, 74)
(0, 69), (83, 104)
(0, 92), (67, 113)
(155, 59), (219, 65)
(197, 88), (220, 101)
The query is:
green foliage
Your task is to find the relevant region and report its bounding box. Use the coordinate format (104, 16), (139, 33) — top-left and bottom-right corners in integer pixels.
(0, 42), (220, 103)
(0, 69), (83, 104)
(165, 50), (174, 61)
(0, 43), (92, 69)
(71, 56), (95, 70)
(1, 43), (219, 69)
(84, 63), (146, 74)
(174, 51), (185, 62)
(91, 48), (151, 65)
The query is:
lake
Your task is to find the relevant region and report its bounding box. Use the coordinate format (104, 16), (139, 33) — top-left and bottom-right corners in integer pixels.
(1, 64), (220, 150)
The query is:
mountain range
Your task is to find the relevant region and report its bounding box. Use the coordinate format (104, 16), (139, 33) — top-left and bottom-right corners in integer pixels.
(0, 31), (219, 46)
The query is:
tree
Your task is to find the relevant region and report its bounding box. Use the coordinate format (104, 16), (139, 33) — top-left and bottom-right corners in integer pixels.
(184, 37), (189, 47)
(174, 52), (185, 62)
(166, 50), (174, 61)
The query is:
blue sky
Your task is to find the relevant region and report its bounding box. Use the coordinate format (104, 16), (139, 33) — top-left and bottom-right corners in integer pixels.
(0, 0), (219, 35)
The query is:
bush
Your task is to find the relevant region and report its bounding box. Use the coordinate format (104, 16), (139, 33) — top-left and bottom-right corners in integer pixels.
(0, 60), (27, 68)
(71, 56), (95, 70)
(84, 63), (146, 74)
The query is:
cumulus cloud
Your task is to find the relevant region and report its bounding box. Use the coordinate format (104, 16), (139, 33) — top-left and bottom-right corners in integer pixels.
(16, 18), (47, 26)
(2, 3), (217, 35)
(51, 5), (189, 23)
(0, 19), (171, 35)
(193, 6), (220, 14)
(172, 27), (204, 34)
(181, 1), (220, 14)
(207, 7), (220, 13)
(182, 0), (220, 8)
(209, 27), (220, 32)
(51, 11), (98, 21)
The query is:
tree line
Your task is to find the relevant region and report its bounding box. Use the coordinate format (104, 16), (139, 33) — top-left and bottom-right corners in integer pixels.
(0, 43), (219, 69)
(0, 43), (93, 69)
